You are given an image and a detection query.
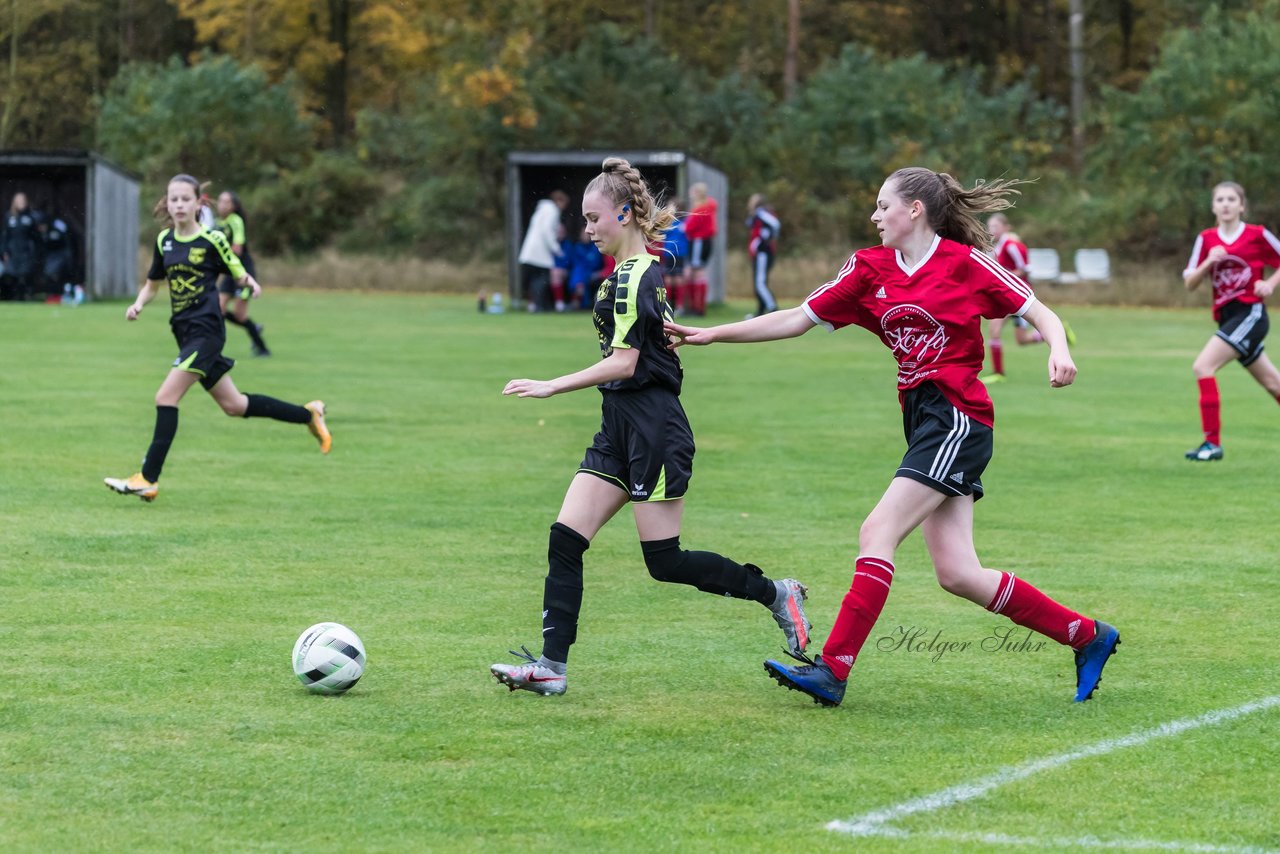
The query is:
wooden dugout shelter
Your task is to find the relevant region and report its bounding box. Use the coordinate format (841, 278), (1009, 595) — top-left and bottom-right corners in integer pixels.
(505, 150), (729, 304)
(0, 150), (141, 299)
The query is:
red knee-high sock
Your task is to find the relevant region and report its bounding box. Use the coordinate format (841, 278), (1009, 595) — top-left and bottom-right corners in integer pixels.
(821, 556), (895, 681)
(988, 339), (1004, 375)
(987, 571), (1096, 649)
(550, 281), (565, 304)
(671, 281), (685, 311)
(693, 278), (707, 314)
(1198, 377), (1221, 445)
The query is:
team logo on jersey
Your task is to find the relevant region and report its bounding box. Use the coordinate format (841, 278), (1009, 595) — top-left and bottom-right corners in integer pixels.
(188, 247), (206, 264)
(169, 272), (200, 294)
(1211, 254), (1251, 301)
(881, 304), (949, 381)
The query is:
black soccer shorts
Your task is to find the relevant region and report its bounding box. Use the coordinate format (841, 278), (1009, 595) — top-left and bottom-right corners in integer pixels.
(171, 319), (235, 391)
(579, 387), (694, 502)
(895, 382), (994, 501)
(1215, 300), (1268, 366)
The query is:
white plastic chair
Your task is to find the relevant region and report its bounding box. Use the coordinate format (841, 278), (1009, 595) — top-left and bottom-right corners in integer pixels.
(1026, 248), (1061, 284)
(1073, 249), (1111, 282)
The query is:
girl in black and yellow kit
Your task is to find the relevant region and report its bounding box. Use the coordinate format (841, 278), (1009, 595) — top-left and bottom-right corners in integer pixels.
(104, 174), (330, 502)
(490, 158), (812, 696)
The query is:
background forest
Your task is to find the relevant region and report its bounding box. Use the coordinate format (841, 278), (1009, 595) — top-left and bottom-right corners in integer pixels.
(3, 0), (1278, 259)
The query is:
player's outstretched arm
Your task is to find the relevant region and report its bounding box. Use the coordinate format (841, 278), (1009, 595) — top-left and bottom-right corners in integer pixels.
(1021, 301), (1077, 388)
(126, 280), (162, 321)
(664, 306), (816, 348)
(503, 347), (641, 399)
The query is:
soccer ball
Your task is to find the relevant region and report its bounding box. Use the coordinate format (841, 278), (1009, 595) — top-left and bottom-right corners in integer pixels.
(292, 622), (366, 695)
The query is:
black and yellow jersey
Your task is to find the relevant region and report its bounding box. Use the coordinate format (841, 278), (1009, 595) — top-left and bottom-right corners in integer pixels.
(593, 253), (682, 394)
(214, 212), (251, 256)
(147, 226), (246, 323)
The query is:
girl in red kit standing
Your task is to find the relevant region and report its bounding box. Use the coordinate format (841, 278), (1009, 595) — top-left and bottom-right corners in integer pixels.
(684, 182), (718, 316)
(666, 167), (1119, 707)
(1182, 181), (1280, 461)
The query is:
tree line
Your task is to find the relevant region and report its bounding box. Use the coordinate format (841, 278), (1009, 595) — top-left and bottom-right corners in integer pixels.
(3, 0), (1277, 257)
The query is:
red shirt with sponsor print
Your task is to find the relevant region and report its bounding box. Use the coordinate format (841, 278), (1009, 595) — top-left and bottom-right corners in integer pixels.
(685, 199), (718, 240)
(992, 234), (1031, 280)
(1184, 223), (1280, 320)
(803, 235), (1036, 427)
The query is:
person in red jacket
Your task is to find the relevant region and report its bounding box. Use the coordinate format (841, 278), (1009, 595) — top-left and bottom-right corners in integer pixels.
(1182, 181), (1280, 461)
(684, 182), (718, 316)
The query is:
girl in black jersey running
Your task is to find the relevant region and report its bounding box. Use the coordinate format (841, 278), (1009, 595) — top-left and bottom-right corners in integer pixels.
(216, 190), (271, 356)
(104, 174), (330, 503)
(489, 157), (812, 697)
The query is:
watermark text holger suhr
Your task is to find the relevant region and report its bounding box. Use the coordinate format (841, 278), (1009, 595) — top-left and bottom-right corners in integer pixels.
(876, 625), (1048, 663)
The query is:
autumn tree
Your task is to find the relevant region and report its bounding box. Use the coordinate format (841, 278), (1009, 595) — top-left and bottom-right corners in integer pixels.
(171, 0), (432, 144)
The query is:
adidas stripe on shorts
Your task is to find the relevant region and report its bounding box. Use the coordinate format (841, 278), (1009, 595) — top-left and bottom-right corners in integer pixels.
(895, 382), (993, 501)
(1215, 300), (1269, 367)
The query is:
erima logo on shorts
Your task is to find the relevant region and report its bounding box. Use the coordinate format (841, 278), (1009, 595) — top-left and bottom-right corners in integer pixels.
(632, 482), (648, 497)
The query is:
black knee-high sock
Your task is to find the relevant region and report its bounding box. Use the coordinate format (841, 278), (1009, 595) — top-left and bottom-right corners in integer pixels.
(141, 405), (179, 483)
(541, 522), (589, 664)
(225, 314), (246, 327)
(641, 536), (776, 605)
(243, 393), (311, 423)
(243, 318), (268, 351)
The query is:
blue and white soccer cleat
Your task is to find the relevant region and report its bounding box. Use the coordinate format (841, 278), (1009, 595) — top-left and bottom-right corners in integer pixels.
(1073, 620), (1120, 702)
(764, 651), (846, 707)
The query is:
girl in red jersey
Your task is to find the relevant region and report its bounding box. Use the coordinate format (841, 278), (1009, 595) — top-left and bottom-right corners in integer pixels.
(666, 167), (1119, 707)
(1182, 181), (1280, 461)
(981, 213), (1052, 383)
(684, 182), (718, 316)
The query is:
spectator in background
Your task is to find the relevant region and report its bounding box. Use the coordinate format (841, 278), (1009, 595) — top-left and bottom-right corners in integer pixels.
(660, 199), (689, 314)
(568, 223), (604, 310)
(517, 189), (569, 312)
(684, 182), (717, 316)
(2, 192), (41, 301)
(550, 223), (572, 312)
(41, 212), (76, 292)
(745, 193), (780, 318)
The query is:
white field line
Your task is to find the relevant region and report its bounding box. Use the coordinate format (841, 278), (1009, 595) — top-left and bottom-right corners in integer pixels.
(862, 828), (1276, 853)
(828, 694), (1280, 851)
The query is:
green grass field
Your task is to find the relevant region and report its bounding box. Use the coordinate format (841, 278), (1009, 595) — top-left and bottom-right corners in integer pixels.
(2, 292), (1278, 852)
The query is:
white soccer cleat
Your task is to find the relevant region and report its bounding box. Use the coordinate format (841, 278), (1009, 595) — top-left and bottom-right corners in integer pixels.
(490, 645), (566, 696)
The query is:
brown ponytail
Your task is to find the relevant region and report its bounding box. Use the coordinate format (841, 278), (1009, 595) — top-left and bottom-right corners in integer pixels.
(888, 167), (1031, 251)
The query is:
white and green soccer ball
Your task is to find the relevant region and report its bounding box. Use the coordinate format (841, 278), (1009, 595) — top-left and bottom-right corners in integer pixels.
(292, 622), (366, 695)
